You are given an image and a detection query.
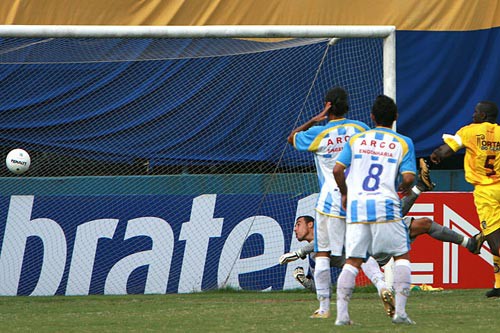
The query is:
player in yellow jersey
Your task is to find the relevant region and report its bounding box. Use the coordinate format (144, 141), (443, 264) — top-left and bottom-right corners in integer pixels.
(430, 100), (500, 297)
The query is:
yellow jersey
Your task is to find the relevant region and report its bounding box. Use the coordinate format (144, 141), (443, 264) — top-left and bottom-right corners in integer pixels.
(443, 122), (500, 186)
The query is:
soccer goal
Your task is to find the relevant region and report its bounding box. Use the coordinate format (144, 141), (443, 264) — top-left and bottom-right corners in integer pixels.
(0, 25), (395, 295)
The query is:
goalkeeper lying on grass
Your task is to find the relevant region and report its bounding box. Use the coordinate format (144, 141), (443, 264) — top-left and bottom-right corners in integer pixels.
(280, 159), (482, 294)
(281, 214), (394, 317)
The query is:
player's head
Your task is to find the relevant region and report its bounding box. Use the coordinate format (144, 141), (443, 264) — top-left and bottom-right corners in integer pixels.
(371, 95), (397, 127)
(294, 215), (314, 242)
(325, 87), (349, 117)
(473, 101), (498, 123)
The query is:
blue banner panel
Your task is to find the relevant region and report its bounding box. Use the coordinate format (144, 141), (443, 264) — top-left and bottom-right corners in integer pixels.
(0, 194), (339, 295)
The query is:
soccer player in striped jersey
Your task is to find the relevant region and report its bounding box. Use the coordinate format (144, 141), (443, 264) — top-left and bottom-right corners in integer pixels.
(333, 95), (417, 325)
(288, 87), (370, 319)
(430, 100), (500, 298)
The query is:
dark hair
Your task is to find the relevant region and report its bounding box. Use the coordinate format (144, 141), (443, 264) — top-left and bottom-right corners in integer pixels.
(371, 95), (397, 127)
(325, 87), (349, 116)
(478, 101), (499, 122)
(297, 215), (314, 224)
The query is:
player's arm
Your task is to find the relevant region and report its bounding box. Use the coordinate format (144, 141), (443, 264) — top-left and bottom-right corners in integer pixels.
(398, 173), (415, 197)
(430, 143), (455, 164)
(287, 102), (331, 145)
(297, 242), (315, 257)
(279, 242), (314, 264)
(431, 132), (464, 164)
(333, 162), (348, 209)
(397, 139), (417, 197)
(333, 137), (352, 209)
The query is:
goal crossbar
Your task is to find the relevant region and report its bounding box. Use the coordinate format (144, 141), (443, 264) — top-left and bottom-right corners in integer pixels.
(0, 25), (395, 39)
(0, 24), (396, 101)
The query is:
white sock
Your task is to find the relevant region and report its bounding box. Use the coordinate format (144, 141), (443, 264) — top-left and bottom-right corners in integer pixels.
(336, 264), (358, 322)
(314, 256), (331, 312)
(361, 256), (386, 294)
(393, 259), (411, 317)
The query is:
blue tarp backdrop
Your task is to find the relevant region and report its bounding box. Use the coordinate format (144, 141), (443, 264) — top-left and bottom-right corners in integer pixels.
(0, 28), (499, 166)
(397, 28), (500, 157)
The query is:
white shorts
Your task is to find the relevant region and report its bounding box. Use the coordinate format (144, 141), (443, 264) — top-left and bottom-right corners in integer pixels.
(314, 211), (345, 256)
(345, 220), (410, 259)
(373, 217), (413, 266)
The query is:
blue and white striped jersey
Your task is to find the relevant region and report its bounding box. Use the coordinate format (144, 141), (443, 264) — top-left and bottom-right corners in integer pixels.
(336, 127), (416, 223)
(293, 118), (370, 217)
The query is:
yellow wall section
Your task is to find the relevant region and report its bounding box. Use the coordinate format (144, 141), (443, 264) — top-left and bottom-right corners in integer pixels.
(0, 0), (499, 31)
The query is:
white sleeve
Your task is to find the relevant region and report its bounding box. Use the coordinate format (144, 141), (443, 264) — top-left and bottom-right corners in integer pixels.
(296, 242), (315, 259)
(442, 133), (463, 148)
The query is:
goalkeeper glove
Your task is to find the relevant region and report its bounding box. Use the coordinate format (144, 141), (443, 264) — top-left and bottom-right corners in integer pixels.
(293, 267), (314, 290)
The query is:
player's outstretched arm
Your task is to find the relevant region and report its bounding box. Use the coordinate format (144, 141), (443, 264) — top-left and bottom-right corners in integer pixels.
(279, 251), (300, 264)
(278, 242), (314, 264)
(430, 143), (454, 164)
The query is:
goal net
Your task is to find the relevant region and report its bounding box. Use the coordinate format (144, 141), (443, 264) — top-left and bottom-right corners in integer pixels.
(0, 25), (395, 295)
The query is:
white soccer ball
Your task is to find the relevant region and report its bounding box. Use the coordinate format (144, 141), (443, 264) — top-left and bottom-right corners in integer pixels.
(6, 148), (31, 175)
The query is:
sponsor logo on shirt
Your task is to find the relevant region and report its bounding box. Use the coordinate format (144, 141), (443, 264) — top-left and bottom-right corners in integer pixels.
(357, 139), (396, 157)
(476, 134), (500, 151)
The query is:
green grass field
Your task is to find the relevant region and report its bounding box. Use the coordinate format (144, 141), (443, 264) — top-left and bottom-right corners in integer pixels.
(0, 289), (496, 332)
